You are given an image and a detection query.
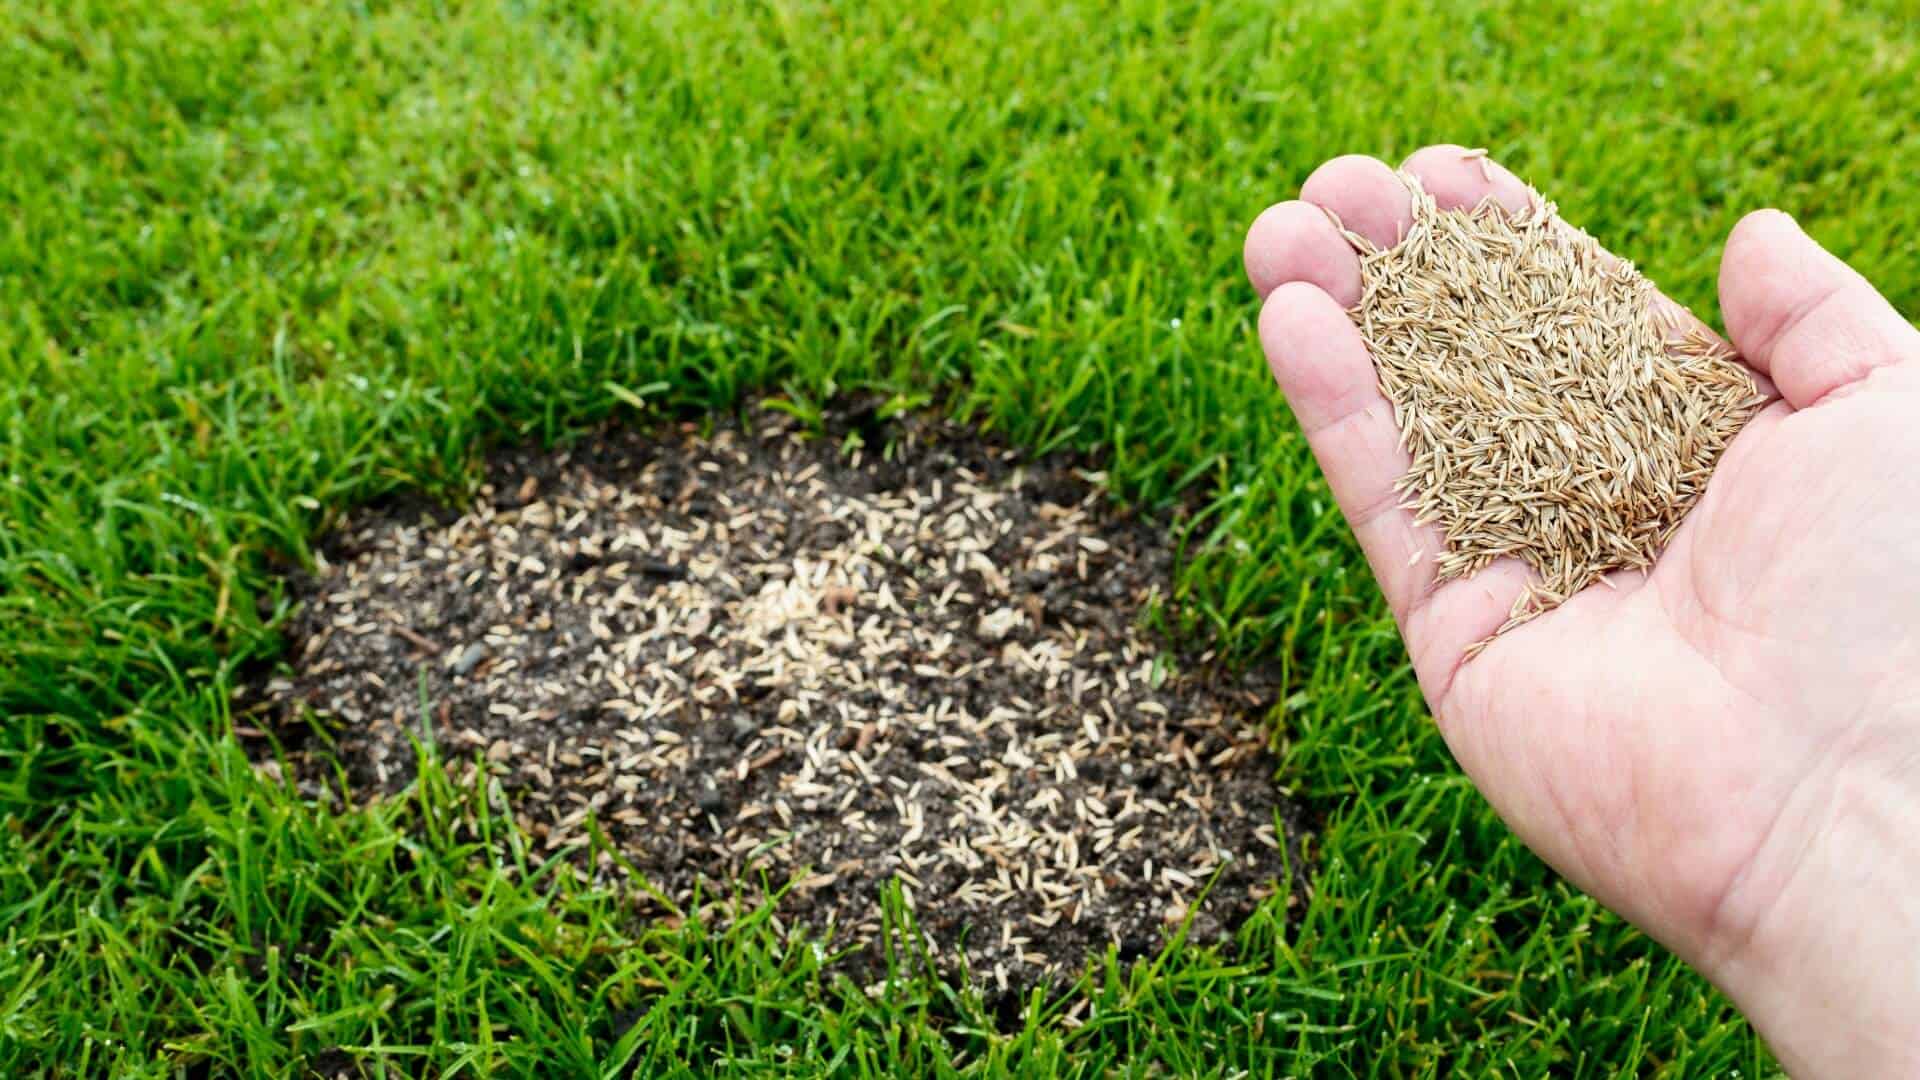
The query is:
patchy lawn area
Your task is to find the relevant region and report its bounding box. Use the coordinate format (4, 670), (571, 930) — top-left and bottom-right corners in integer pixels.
(3, 0), (1916, 1074)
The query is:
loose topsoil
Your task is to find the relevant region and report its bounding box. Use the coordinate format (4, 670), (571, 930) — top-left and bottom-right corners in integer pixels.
(250, 405), (1306, 988)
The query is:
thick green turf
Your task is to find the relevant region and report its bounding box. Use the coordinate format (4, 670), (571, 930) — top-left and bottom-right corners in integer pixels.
(3, 0), (1916, 1074)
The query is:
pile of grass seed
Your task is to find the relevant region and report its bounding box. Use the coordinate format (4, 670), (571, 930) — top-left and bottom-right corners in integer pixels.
(1342, 172), (1764, 639)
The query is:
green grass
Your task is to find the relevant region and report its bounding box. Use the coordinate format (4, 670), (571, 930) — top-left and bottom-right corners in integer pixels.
(2, 0), (1916, 1074)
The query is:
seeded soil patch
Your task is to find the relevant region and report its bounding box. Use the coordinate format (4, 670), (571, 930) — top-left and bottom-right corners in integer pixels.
(251, 405), (1306, 987)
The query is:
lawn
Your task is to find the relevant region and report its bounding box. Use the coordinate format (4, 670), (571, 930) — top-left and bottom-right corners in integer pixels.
(3, 0), (1917, 1074)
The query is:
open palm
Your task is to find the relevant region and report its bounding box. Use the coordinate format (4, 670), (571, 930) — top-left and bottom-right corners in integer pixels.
(1244, 146), (1920, 1077)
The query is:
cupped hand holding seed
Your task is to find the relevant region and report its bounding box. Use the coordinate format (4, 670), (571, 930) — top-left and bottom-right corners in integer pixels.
(1246, 145), (1920, 1078)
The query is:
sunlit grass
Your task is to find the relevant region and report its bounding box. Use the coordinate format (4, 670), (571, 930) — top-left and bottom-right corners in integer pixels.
(2, 0), (1915, 1073)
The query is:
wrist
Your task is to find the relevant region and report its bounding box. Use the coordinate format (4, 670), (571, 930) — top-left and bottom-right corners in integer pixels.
(1703, 754), (1920, 1077)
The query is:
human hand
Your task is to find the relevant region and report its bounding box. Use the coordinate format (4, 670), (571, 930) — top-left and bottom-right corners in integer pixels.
(1244, 146), (1920, 1078)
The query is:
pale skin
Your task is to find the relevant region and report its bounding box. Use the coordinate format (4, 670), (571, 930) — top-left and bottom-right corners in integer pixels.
(1244, 145), (1920, 1077)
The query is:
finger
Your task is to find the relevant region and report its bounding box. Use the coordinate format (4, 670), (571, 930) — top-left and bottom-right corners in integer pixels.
(1258, 279), (1533, 700)
(1399, 143), (1538, 215)
(1300, 154), (1413, 249)
(1719, 209), (1920, 410)
(1243, 200), (1363, 305)
(1401, 144), (1782, 403)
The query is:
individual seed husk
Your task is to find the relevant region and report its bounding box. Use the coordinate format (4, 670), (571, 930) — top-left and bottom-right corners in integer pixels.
(1337, 171), (1764, 644)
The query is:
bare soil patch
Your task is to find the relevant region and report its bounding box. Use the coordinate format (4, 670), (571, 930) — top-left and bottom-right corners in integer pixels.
(251, 405), (1305, 987)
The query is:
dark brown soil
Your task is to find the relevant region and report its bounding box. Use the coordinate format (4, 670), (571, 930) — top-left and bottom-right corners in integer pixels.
(248, 405), (1306, 989)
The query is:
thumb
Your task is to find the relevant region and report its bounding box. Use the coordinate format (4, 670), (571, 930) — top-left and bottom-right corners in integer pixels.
(1718, 209), (1920, 410)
